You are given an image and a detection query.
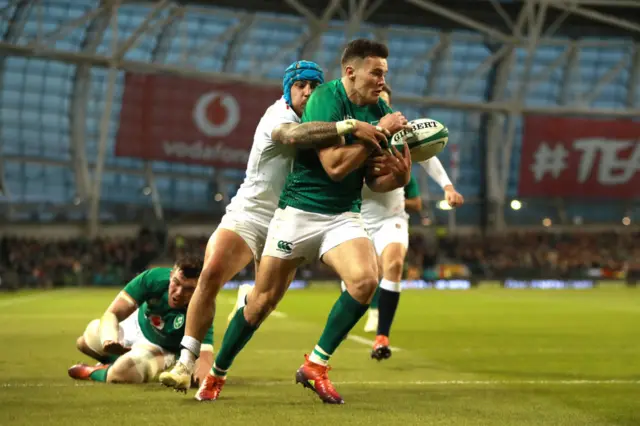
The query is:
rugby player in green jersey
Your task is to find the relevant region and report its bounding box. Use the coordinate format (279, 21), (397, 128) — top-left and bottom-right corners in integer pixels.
(67, 256), (214, 386)
(196, 39), (412, 404)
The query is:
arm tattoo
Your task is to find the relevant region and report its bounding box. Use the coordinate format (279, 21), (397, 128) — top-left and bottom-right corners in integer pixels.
(280, 122), (341, 147)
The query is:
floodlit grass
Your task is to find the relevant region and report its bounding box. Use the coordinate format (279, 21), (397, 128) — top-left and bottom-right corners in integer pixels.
(0, 286), (638, 426)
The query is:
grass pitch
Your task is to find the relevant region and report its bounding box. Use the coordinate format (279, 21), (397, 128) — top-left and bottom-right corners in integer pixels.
(0, 286), (638, 426)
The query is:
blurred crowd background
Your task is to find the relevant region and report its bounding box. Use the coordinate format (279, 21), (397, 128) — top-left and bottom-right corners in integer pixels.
(2, 227), (637, 290)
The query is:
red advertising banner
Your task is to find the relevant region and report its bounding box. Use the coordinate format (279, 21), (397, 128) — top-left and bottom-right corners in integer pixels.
(518, 116), (640, 199)
(115, 73), (282, 168)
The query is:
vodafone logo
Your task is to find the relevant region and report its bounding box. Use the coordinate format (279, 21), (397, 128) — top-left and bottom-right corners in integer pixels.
(193, 91), (240, 137)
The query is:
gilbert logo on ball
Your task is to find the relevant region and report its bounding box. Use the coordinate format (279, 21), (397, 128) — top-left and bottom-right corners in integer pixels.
(391, 118), (449, 162)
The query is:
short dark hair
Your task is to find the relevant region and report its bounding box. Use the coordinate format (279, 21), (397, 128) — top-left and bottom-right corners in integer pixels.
(381, 83), (392, 97)
(341, 38), (389, 65)
(174, 255), (204, 279)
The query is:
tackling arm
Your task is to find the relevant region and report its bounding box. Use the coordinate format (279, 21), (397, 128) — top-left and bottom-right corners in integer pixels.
(419, 157), (464, 207)
(418, 157), (452, 191)
(272, 122), (345, 148)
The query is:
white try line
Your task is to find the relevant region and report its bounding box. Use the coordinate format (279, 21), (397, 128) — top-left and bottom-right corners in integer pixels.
(2, 379), (639, 389)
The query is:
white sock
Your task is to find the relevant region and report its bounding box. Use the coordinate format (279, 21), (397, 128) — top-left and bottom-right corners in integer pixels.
(178, 348), (196, 370)
(380, 278), (401, 292)
(309, 345), (330, 367)
(179, 335), (201, 367)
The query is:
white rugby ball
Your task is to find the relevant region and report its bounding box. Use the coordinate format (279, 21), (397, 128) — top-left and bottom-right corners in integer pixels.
(390, 118), (449, 162)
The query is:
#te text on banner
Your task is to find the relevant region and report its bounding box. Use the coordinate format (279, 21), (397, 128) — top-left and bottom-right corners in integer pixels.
(518, 116), (639, 198)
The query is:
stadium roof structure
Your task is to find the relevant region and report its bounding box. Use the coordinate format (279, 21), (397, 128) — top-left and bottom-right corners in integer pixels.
(0, 0), (638, 232)
(182, 0), (640, 39)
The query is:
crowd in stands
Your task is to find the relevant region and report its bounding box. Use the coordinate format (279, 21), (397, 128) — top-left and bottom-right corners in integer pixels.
(0, 229), (161, 290)
(441, 231), (640, 280)
(1, 229), (637, 290)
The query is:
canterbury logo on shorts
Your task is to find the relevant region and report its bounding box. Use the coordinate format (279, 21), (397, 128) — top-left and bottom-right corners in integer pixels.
(277, 240), (293, 254)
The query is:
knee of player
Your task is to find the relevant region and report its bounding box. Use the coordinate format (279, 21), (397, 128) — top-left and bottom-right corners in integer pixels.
(197, 266), (227, 294)
(75, 335), (86, 352)
(349, 276), (379, 298)
(384, 258), (404, 279)
(107, 357), (145, 384)
(252, 289), (279, 312)
(106, 369), (143, 384)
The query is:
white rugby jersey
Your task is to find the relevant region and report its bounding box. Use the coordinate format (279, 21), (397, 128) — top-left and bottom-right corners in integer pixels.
(361, 185), (407, 228)
(361, 157), (452, 228)
(225, 97), (299, 221)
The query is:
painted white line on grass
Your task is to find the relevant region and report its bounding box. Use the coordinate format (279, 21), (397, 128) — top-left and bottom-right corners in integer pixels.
(346, 334), (403, 352)
(267, 310), (405, 352)
(254, 348), (369, 355)
(0, 314), (91, 319)
(1, 382), (93, 388)
(2, 379), (638, 388)
(0, 292), (56, 308)
(334, 379), (640, 386)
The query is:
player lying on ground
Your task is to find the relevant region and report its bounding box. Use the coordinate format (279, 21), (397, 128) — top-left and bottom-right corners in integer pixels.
(68, 256), (213, 385)
(353, 84), (465, 360)
(159, 60), (390, 393)
(193, 38), (412, 404)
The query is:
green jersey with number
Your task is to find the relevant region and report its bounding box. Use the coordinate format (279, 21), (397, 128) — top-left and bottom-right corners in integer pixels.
(278, 79), (393, 214)
(122, 267), (213, 353)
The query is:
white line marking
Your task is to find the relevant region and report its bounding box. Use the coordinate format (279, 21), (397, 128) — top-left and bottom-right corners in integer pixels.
(253, 348), (368, 354)
(0, 292), (55, 308)
(2, 379), (638, 388)
(346, 334), (403, 352)
(267, 310), (404, 352)
(1, 382), (93, 388)
(333, 380), (640, 386)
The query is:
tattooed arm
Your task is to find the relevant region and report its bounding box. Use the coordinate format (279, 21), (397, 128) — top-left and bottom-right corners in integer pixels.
(271, 120), (387, 153)
(272, 122), (342, 148)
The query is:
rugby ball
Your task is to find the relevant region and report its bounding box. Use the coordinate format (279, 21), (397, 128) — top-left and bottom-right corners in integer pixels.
(390, 118), (449, 162)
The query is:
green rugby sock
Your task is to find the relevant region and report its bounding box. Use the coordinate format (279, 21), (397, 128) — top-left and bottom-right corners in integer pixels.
(212, 307), (257, 376)
(370, 286), (381, 310)
(89, 365), (111, 382)
(309, 291), (368, 366)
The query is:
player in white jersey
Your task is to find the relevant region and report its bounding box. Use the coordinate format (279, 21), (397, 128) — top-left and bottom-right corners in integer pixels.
(159, 61), (389, 392)
(350, 84), (464, 360)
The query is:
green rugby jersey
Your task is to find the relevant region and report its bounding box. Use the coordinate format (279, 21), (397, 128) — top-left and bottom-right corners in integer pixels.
(123, 268), (213, 353)
(279, 79), (393, 214)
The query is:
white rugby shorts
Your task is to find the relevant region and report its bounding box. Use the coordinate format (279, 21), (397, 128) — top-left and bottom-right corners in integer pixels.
(365, 216), (409, 256)
(216, 210), (271, 261)
(262, 206), (370, 262)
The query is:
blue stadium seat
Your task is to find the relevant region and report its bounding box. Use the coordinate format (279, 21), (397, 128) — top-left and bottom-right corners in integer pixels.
(0, 3), (636, 222)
